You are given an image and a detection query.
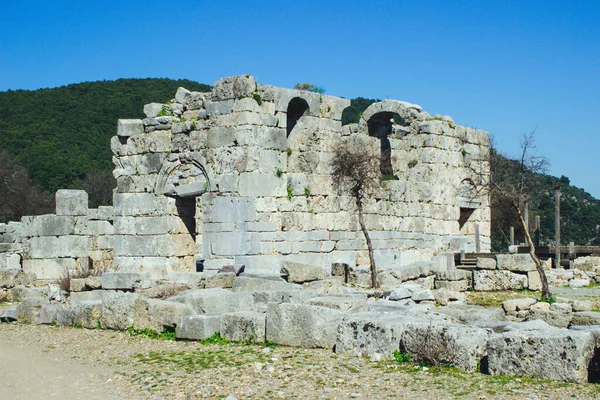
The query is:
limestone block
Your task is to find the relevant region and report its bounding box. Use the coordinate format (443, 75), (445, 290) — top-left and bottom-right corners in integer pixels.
(133, 298), (195, 332)
(473, 270), (527, 291)
(266, 303), (345, 349)
(573, 256), (600, 272)
(254, 126), (287, 151)
(388, 287), (412, 301)
(434, 280), (469, 292)
(0, 308), (17, 322)
(101, 272), (152, 290)
(400, 322), (491, 372)
(57, 236), (89, 258)
(281, 261), (326, 283)
(54, 189), (88, 216)
(435, 270), (466, 281)
(527, 270), (543, 291)
(23, 258), (76, 280)
(10, 286), (47, 302)
(114, 235), (194, 257)
(572, 300), (593, 312)
(233, 97), (261, 113)
(220, 311), (266, 343)
(209, 232), (258, 257)
(335, 313), (412, 357)
(101, 292), (140, 330)
(412, 290), (435, 302)
(72, 300), (103, 329)
(487, 330), (595, 383)
(16, 297), (49, 324)
(210, 196), (256, 223)
(496, 254), (536, 272)
(212, 75), (256, 101)
(36, 304), (72, 325)
(113, 193), (177, 217)
(306, 295), (368, 312)
(97, 236), (114, 250)
(0, 268), (35, 289)
(169, 272), (206, 289)
(502, 298), (537, 313)
(431, 288), (466, 306)
(21, 215), (75, 237)
(238, 171), (287, 197)
(74, 219), (114, 236)
(231, 275), (300, 292)
(68, 290), (111, 307)
(207, 126), (236, 148)
(143, 103), (164, 118)
(69, 278), (86, 292)
(117, 119), (143, 137)
(114, 216), (187, 236)
(525, 310), (572, 328)
(168, 288), (255, 314)
(204, 272), (235, 289)
(29, 236), (58, 258)
(176, 314), (221, 340)
(571, 311), (600, 326)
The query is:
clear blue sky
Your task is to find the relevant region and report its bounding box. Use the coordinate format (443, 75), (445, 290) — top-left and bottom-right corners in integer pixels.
(1, 0), (599, 197)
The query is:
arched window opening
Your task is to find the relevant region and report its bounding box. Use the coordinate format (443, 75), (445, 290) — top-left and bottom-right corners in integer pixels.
(367, 112), (401, 179)
(287, 97), (309, 137)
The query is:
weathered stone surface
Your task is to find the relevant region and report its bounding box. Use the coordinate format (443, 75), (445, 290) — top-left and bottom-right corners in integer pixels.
(496, 254), (536, 272)
(143, 103), (164, 118)
(525, 310), (572, 328)
(0, 268), (35, 289)
(102, 292), (140, 330)
(502, 298), (537, 313)
(473, 270), (527, 291)
(117, 119), (143, 137)
(266, 303), (345, 349)
(306, 295), (368, 312)
(168, 288), (255, 314)
(434, 280), (468, 292)
(101, 272), (151, 290)
(572, 300), (593, 312)
(0, 307), (17, 322)
(412, 290), (435, 302)
(335, 313), (412, 357)
(220, 311), (266, 343)
(388, 287), (412, 301)
(281, 261), (327, 283)
(169, 272), (206, 289)
(133, 298), (195, 332)
(400, 322), (491, 372)
(432, 288), (466, 306)
(435, 303), (505, 324)
(212, 75), (256, 101)
(573, 256), (600, 272)
(176, 314), (221, 340)
(527, 270), (543, 291)
(302, 278), (344, 295)
(231, 275), (300, 292)
(36, 304), (72, 325)
(487, 330), (595, 382)
(435, 270), (466, 281)
(10, 285), (47, 301)
(55, 190), (88, 216)
(16, 296), (49, 324)
(571, 311), (600, 326)
(476, 258), (497, 270)
(72, 301), (103, 329)
(204, 272), (235, 289)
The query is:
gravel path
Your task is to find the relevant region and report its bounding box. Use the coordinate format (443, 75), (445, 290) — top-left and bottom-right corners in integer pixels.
(1, 321), (600, 399)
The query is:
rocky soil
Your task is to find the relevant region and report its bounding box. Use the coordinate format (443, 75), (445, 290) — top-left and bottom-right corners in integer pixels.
(1, 305), (599, 400)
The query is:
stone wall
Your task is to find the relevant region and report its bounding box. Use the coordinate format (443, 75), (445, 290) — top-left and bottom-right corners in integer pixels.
(0, 190), (114, 280)
(110, 75), (491, 277)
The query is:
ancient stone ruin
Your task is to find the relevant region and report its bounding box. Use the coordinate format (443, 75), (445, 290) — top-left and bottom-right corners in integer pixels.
(1, 75), (600, 383)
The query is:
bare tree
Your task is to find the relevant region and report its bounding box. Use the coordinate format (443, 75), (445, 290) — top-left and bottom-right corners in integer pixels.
(486, 131), (552, 299)
(331, 143), (381, 288)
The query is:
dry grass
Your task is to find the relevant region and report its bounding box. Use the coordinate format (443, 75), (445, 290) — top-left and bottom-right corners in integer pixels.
(56, 267), (104, 292)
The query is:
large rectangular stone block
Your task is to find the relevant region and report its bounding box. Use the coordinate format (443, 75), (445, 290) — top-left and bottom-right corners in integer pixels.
(266, 303), (345, 349)
(210, 196), (256, 223)
(118, 119), (144, 137)
(114, 235), (194, 257)
(113, 193), (177, 216)
(473, 270), (527, 291)
(30, 237), (59, 259)
(210, 232), (259, 256)
(238, 172), (286, 197)
(101, 272), (152, 290)
(55, 190), (88, 216)
(496, 254), (536, 272)
(220, 311), (266, 343)
(21, 215), (75, 237)
(168, 288), (255, 314)
(176, 314), (221, 340)
(23, 258), (76, 280)
(133, 298), (195, 332)
(57, 236), (89, 258)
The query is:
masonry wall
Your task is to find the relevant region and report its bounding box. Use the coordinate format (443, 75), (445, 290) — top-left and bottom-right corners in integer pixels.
(110, 75), (490, 277)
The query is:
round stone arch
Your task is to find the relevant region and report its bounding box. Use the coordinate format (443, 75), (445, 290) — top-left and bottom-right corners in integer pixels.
(287, 97), (310, 138)
(155, 152), (213, 197)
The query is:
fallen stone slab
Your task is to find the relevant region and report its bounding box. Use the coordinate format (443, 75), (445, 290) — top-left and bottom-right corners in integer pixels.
(412, 290), (435, 302)
(133, 298), (195, 332)
(231, 275), (300, 292)
(176, 314), (221, 340)
(0, 307), (17, 322)
(335, 313), (413, 357)
(204, 272), (235, 289)
(36, 304), (73, 326)
(525, 310), (572, 328)
(432, 288), (466, 306)
(220, 311), (266, 343)
(101, 272), (152, 290)
(302, 278), (344, 295)
(306, 295), (368, 312)
(473, 270), (527, 291)
(487, 329), (596, 383)
(496, 254), (536, 272)
(16, 296), (49, 324)
(69, 290), (114, 307)
(502, 298), (537, 313)
(266, 303), (345, 349)
(504, 320), (553, 331)
(281, 261), (326, 283)
(435, 270), (466, 281)
(387, 287), (412, 301)
(218, 265), (245, 276)
(168, 272), (206, 289)
(72, 300), (103, 329)
(571, 311), (600, 326)
(434, 280), (469, 292)
(10, 285), (47, 302)
(399, 322), (491, 372)
(435, 304), (505, 324)
(168, 288), (255, 314)
(101, 292), (140, 330)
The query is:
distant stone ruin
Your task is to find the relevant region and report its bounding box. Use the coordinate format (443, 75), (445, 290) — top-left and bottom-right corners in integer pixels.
(0, 74), (491, 280)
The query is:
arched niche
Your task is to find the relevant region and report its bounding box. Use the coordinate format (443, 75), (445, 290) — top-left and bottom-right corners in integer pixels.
(286, 97), (310, 138)
(456, 178), (480, 230)
(155, 152), (212, 198)
(367, 111), (403, 178)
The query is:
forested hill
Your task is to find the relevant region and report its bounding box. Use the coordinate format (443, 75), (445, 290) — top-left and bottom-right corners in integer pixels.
(0, 78), (211, 193)
(0, 80), (598, 248)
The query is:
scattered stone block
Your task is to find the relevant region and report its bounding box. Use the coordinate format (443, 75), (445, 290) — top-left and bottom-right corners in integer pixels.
(303, 278), (344, 295)
(36, 304), (72, 325)
(176, 314), (221, 340)
(220, 311), (266, 343)
(204, 272), (235, 289)
(487, 330), (596, 383)
(476, 258), (497, 270)
(432, 288), (466, 306)
(266, 303), (345, 349)
(218, 265), (245, 276)
(525, 310), (572, 328)
(551, 303), (573, 313)
(101, 272), (151, 290)
(133, 298), (195, 332)
(101, 292), (140, 330)
(435, 270), (466, 281)
(400, 322), (491, 372)
(572, 300), (593, 312)
(502, 298), (537, 313)
(388, 287), (412, 301)
(496, 254), (536, 272)
(434, 280), (468, 292)
(530, 302), (550, 312)
(72, 301), (103, 329)
(571, 311), (600, 326)
(169, 272), (206, 289)
(281, 261), (326, 283)
(527, 271), (543, 291)
(168, 288), (255, 314)
(0, 307), (17, 322)
(231, 275), (299, 292)
(473, 270), (527, 291)
(569, 279), (590, 288)
(16, 297), (49, 324)
(0, 268), (35, 289)
(412, 290), (435, 302)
